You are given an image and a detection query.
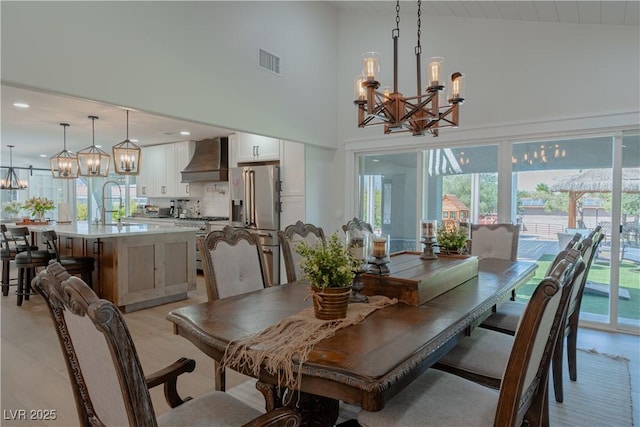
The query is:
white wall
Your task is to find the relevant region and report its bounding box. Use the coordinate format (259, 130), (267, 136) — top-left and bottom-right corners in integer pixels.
(337, 9), (640, 144)
(1, 1), (339, 149)
(304, 144), (337, 233)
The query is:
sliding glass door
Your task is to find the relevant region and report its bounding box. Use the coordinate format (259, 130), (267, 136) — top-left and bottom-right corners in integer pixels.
(354, 132), (639, 332)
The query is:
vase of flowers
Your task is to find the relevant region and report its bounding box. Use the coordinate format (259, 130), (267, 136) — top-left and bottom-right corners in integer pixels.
(296, 233), (359, 320)
(22, 197), (55, 223)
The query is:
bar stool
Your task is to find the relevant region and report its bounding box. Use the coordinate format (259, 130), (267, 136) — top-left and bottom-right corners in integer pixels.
(2, 225), (42, 296)
(40, 230), (95, 288)
(10, 227), (52, 306)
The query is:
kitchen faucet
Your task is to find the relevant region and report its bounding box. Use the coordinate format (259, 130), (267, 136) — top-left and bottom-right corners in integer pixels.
(101, 180), (124, 224)
(95, 206), (103, 224)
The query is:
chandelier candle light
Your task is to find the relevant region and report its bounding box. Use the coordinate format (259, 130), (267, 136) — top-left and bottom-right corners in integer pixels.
(50, 123), (79, 179)
(78, 116), (110, 177)
(354, 0), (465, 137)
(112, 110), (141, 175)
(1, 145), (28, 190)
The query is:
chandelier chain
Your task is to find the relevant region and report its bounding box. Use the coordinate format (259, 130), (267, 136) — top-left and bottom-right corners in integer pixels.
(416, 0), (422, 51)
(395, 1), (400, 31)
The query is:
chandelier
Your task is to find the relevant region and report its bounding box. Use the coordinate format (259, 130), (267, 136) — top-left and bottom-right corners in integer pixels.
(50, 123), (79, 179)
(354, 0), (465, 137)
(112, 110), (142, 175)
(1, 145), (28, 190)
(78, 115), (110, 177)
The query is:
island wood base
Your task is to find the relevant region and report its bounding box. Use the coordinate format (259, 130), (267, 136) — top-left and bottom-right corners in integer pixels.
(56, 230), (196, 312)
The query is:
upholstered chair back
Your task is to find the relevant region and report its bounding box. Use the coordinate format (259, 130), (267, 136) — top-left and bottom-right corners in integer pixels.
(197, 226), (269, 301)
(470, 223), (520, 261)
(495, 254), (579, 425)
(278, 221), (326, 283)
(341, 217), (373, 234)
(34, 262), (155, 426)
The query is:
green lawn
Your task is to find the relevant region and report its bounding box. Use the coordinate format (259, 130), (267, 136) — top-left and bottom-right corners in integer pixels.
(515, 254), (640, 321)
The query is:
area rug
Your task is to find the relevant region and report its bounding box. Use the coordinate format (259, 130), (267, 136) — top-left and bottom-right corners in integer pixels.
(227, 348), (634, 426)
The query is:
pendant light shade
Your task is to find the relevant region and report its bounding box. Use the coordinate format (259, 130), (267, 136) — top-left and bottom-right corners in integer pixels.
(78, 115), (110, 177)
(1, 145), (28, 190)
(113, 110), (141, 175)
(50, 123), (79, 179)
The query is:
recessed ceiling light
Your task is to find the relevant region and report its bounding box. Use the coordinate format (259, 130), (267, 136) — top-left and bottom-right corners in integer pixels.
(372, 159), (380, 162)
(130, 138), (139, 143)
(39, 154), (47, 158)
(13, 102), (29, 108)
(180, 131), (191, 136)
(96, 145), (103, 148)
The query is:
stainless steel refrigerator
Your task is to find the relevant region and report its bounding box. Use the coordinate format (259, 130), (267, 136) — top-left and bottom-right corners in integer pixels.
(230, 165), (281, 285)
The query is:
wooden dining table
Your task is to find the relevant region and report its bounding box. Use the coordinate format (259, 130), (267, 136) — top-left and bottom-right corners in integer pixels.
(167, 256), (536, 425)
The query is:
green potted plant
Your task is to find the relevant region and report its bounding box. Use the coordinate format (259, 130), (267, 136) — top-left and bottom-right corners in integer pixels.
(296, 233), (359, 320)
(22, 197), (55, 223)
(437, 223), (469, 255)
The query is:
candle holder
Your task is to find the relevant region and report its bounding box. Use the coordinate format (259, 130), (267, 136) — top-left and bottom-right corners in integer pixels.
(346, 230), (370, 303)
(420, 220), (439, 260)
(420, 236), (439, 260)
(350, 263), (370, 303)
(368, 235), (390, 275)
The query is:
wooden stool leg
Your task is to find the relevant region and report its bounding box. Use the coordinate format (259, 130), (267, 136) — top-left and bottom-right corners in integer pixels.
(2, 259), (10, 296)
(24, 268), (33, 301)
(17, 267), (24, 306)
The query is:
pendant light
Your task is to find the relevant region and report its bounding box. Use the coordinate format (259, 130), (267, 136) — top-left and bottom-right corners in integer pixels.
(50, 123), (79, 179)
(77, 115), (110, 177)
(112, 110), (141, 175)
(1, 145), (28, 190)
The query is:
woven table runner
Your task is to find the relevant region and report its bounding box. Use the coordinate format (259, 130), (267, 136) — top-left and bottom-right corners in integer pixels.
(222, 295), (397, 389)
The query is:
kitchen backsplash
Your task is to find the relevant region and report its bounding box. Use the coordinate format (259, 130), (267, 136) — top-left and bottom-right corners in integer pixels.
(147, 182), (230, 218)
(199, 182), (230, 217)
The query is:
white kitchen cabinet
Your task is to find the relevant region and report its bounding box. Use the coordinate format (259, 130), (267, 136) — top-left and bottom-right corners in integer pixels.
(280, 195), (305, 228)
(136, 146), (158, 197)
(137, 142), (202, 198)
(154, 144), (176, 197)
(279, 140), (305, 197)
(231, 132), (280, 164)
(174, 141), (203, 198)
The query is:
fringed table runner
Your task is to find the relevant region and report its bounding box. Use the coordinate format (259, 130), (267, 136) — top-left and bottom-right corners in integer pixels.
(221, 295), (397, 389)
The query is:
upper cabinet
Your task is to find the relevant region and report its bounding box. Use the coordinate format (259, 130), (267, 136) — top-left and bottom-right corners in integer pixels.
(137, 141), (202, 199)
(230, 132), (280, 165)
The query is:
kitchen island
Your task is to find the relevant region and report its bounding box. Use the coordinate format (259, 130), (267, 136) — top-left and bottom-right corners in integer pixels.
(28, 222), (197, 312)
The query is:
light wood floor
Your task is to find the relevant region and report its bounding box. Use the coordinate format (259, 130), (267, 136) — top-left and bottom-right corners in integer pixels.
(1, 273), (638, 426)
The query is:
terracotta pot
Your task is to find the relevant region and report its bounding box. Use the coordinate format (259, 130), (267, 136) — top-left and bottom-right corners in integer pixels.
(312, 286), (351, 320)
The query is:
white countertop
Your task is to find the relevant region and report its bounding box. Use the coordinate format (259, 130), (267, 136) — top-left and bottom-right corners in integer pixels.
(17, 222), (196, 239)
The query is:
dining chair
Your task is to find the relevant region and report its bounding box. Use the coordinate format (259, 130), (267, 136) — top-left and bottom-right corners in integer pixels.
(9, 226), (52, 306)
(40, 230), (95, 288)
(196, 225), (269, 391)
(341, 217), (373, 234)
(480, 227), (603, 402)
(33, 262), (300, 427)
(357, 255), (578, 427)
(435, 246), (587, 405)
(468, 223), (520, 261)
(278, 220), (326, 283)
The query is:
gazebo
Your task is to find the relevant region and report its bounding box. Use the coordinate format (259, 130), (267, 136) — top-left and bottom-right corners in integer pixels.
(549, 168), (640, 229)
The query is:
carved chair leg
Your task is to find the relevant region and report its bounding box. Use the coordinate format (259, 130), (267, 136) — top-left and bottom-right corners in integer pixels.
(567, 316), (579, 381)
(552, 330), (565, 403)
(255, 381), (280, 412)
(213, 360), (226, 391)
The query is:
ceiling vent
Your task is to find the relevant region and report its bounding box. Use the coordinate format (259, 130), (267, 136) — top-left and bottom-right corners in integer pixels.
(259, 49), (281, 75)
